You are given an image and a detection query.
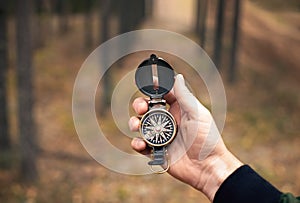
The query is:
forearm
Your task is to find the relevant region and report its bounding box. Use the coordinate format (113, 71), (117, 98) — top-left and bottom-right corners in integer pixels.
(192, 150), (243, 201)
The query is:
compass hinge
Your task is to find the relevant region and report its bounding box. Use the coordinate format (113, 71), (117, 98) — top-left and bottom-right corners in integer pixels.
(148, 99), (166, 110)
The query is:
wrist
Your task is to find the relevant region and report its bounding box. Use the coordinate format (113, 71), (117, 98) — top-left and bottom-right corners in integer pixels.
(193, 150), (243, 201)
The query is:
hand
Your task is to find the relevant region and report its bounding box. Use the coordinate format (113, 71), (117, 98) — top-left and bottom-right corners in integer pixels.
(129, 74), (243, 201)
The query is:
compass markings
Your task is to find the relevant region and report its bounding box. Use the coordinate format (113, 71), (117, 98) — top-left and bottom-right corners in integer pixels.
(142, 112), (175, 145)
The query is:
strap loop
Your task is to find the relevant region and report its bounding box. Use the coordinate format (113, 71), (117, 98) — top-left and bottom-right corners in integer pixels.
(149, 147), (169, 174)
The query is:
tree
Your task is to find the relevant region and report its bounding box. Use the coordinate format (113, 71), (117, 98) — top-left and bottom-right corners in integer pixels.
(119, 0), (145, 34)
(195, 0), (208, 48)
(0, 0), (10, 152)
(16, 0), (38, 181)
(97, 0), (147, 115)
(84, 0), (93, 50)
(213, 0), (226, 69)
(33, 0), (49, 49)
(119, 0), (131, 34)
(99, 0), (110, 43)
(195, 0), (201, 36)
(228, 0), (242, 83)
(99, 0), (112, 116)
(56, 0), (70, 34)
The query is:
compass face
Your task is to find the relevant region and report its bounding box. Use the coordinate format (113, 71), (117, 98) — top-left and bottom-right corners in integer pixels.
(140, 109), (176, 147)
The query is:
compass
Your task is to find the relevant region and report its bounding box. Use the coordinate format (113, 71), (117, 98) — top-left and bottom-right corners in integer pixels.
(141, 108), (176, 146)
(135, 54), (177, 172)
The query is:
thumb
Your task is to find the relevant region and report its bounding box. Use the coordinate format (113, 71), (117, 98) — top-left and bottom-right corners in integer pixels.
(173, 74), (198, 113)
(173, 74), (207, 118)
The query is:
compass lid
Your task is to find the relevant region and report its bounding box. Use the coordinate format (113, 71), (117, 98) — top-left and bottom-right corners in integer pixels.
(135, 54), (175, 99)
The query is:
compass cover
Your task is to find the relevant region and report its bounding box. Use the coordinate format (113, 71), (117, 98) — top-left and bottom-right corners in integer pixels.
(135, 54), (175, 99)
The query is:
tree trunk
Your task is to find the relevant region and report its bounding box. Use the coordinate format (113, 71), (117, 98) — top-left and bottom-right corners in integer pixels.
(118, 0), (145, 34)
(195, 0), (201, 36)
(213, 0), (226, 69)
(195, 0), (208, 48)
(16, 0), (38, 181)
(100, 0), (110, 43)
(134, 0), (146, 25)
(199, 0), (208, 48)
(33, 0), (47, 49)
(0, 0), (10, 151)
(228, 0), (242, 83)
(145, 0), (153, 17)
(119, 0), (132, 33)
(57, 0), (70, 34)
(84, 0), (93, 50)
(99, 0), (112, 116)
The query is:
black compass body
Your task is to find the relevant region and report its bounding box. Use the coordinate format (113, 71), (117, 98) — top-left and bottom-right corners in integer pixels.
(135, 54), (177, 168)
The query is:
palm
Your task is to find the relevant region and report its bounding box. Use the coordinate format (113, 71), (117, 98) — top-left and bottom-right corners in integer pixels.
(167, 96), (220, 185)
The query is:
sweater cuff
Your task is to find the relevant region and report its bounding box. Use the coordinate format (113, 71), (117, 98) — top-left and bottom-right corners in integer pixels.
(213, 165), (282, 203)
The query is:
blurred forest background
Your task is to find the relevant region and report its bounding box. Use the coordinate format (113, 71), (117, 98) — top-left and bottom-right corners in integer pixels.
(0, 0), (299, 202)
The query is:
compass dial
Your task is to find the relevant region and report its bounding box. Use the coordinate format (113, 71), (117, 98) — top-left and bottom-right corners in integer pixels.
(140, 109), (176, 147)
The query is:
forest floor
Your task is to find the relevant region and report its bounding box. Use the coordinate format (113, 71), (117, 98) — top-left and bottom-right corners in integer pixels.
(1, 1), (300, 202)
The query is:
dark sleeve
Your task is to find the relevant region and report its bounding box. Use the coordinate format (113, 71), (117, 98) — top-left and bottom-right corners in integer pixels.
(213, 165), (282, 203)
(279, 193), (300, 203)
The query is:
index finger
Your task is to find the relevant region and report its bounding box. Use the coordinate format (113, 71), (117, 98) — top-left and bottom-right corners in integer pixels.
(132, 97), (148, 115)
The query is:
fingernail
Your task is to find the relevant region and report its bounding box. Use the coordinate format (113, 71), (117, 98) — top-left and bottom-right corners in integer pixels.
(135, 139), (142, 147)
(132, 138), (140, 148)
(177, 74), (184, 84)
(137, 103), (145, 114)
(137, 103), (141, 113)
